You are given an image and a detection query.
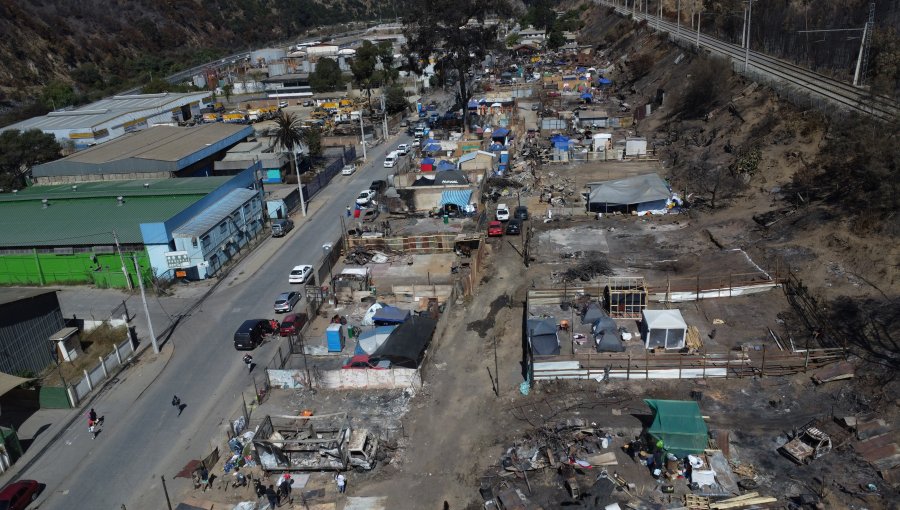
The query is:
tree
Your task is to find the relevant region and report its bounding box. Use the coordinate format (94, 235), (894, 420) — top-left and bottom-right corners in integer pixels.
(40, 80), (78, 110)
(376, 41), (398, 85)
(302, 125), (322, 158)
(222, 83), (233, 102)
(309, 58), (344, 93)
(270, 112), (307, 216)
(403, 0), (513, 124)
(546, 29), (565, 50)
(351, 41), (380, 104)
(0, 129), (61, 191)
(384, 85), (409, 115)
(522, 0), (557, 33)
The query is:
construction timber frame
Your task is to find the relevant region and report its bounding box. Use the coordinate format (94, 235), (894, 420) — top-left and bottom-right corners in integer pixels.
(605, 276), (647, 319)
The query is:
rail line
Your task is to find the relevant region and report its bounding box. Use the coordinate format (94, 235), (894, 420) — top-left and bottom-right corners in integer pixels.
(597, 1), (899, 121)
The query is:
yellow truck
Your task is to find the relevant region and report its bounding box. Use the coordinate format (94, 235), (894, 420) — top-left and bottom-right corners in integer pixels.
(222, 112), (247, 124)
(202, 113), (220, 123)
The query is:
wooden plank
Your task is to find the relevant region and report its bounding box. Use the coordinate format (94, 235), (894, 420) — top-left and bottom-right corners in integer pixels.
(709, 497), (777, 509)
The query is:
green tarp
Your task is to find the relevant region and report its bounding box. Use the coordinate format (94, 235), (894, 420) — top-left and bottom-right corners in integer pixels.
(644, 399), (708, 457)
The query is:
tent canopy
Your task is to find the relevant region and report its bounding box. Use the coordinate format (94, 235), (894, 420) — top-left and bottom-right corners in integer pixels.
(0, 372), (33, 397)
(355, 326), (397, 355)
(642, 309), (687, 350)
(527, 319), (560, 355)
(587, 174), (670, 208)
(644, 399), (708, 457)
(440, 189), (473, 208)
(492, 128), (510, 138)
(424, 143), (442, 152)
(372, 305), (411, 325)
(373, 316), (437, 368)
(433, 170), (467, 185)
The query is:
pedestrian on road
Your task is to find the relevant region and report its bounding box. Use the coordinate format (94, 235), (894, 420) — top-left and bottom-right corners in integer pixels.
(88, 417), (97, 439)
(335, 472), (346, 494)
(243, 354), (253, 371)
(172, 395), (181, 407)
(88, 408), (97, 423)
(278, 473), (293, 504)
(346, 206), (352, 217)
(265, 485), (278, 508)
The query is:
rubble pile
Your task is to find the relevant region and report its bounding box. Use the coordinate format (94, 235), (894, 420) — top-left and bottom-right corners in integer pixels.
(553, 251), (614, 283)
(344, 245), (404, 265)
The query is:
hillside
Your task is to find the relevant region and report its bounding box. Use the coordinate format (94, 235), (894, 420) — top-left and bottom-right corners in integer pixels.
(0, 0), (400, 119)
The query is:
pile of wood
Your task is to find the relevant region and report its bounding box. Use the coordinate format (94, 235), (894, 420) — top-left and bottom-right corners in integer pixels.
(684, 492), (777, 509)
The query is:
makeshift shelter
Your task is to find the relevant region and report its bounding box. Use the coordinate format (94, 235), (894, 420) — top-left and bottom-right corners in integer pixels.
(641, 309), (687, 350)
(644, 399), (708, 456)
(361, 302), (386, 326)
(526, 318), (560, 356)
(355, 326), (397, 355)
(587, 174), (670, 214)
(372, 305), (411, 325)
(424, 143), (442, 153)
(435, 160), (456, 172)
(433, 170), (467, 185)
(373, 316), (437, 368)
(440, 189), (473, 208)
(591, 315), (623, 353)
(581, 302), (606, 324)
(420, 158), (435, 172)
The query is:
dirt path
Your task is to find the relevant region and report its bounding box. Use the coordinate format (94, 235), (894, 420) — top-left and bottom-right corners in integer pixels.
(356, 242), (528, 508)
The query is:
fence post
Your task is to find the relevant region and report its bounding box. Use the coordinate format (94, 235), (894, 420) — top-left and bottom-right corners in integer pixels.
(644, 350), (649, 380)
(626, 354), (631, 380)
(760, 345), (767, 377)
(804, 349), (810, 372)
(702, 351), (707, 378)
(726, 350), (731, 379)
(678, 355), (683, 379)
(84, 370), (93, 392)
(99, 357), (108, 378)
(115, 342), (123, 365)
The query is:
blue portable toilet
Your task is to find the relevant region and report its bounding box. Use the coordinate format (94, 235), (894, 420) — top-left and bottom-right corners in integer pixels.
(326, 323), (345, 352)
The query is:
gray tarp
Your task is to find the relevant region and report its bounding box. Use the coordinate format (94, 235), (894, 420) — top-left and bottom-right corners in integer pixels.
(587, 173), (669, 207)
(527, 319), (560, 356)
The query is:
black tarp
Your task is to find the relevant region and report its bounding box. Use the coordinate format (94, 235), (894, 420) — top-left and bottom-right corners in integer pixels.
(581, 302), (606, 325)
(527, 318), (560, 355)
(373, 316), (437, 368)
(592, 316), (624, 352)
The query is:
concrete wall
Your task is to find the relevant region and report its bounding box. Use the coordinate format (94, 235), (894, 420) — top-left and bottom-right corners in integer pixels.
(268, 368), (421, 390)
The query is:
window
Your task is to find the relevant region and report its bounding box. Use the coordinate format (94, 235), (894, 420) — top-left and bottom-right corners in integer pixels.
(219, 223), (227, 234)
(201, 235), (211, 249)
(192, 237), (198, 248)
(209, 254), (219, 268)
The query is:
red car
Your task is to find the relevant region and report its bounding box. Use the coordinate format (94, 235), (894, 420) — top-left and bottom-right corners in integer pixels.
(342, 355), (391, 369)
(279, 313), (307, 337)
(487, 220), (504, 237)
(0, 480), (44, 510)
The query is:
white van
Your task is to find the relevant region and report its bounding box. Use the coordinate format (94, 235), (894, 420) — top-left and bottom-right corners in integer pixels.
(383, 151), (400, 168)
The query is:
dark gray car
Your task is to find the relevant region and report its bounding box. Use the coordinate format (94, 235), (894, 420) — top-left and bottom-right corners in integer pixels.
(271, 218), (294, 237)
(274, 291), (300, 313)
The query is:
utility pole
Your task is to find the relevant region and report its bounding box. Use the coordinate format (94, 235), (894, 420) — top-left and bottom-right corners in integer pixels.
(741, 5), (747, 48)
(112, 230), (133, 290)
(380, 94), (389, 141)
(855, 2), (875, 87)
(676, 0), (681, 39)
(133, 254), (160, 354)
(658, 0), (662, 32)
(358, 111), (367, 160)
(293, 150), (307, 217)
(160, 475), (172, 510)
(744, 0), (754, 71)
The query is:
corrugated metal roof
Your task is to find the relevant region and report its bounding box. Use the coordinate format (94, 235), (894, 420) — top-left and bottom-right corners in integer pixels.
(0, 177), (230, 202)
(0, 194), (203, 246)
(43, 124), (250, 165)
(1, 92), (209, 132)
(172, 188), (258, 238)
(0, 288), (58, 306)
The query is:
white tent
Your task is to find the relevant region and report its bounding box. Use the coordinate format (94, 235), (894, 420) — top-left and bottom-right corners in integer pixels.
(641, 310), (687, 350)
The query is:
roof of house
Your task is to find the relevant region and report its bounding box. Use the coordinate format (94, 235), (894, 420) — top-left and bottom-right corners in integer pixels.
(0, 178), (228, 247)
(642, 309), (687, 330)
(1, 92), (209, 132)
(587, 173), (670, 206)
(458, 150), (496, 163)
(0, 288), (58, 307)
(172, 188), (259, 238)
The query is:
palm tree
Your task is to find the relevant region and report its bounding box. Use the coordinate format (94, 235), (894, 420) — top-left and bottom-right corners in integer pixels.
(270, 111), (307, 217)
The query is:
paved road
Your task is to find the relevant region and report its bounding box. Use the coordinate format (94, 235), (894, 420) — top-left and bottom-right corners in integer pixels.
(20, 123), (420, 509)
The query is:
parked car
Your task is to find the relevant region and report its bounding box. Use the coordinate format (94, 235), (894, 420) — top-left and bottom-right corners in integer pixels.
(343, 354), (391, 370)
(397, 143), (410, 155)
(233, 319), (274, 350)
(360, 208), (380, 222)
(274, 291), (301, 313)
(531, 103), (540, 111)
(341, 164), (356, 175)
(279, 313), (308, 336)
(513, 205), (529, 220)
(369, 180), (387, 193)
(271, 218), (294, 237)
(495, 203), (510, 221)
(288, 264), (313, 284)
(0, 480), (44, 510)
(505, 218), (522, 235)
(780, 420), (834, 464)
(487, 221), (504, 237)
(278, 101), (288, 108)
(302, 100), (315, 107)
(356, 189), (376, 205)
(411, 139), (421, 148)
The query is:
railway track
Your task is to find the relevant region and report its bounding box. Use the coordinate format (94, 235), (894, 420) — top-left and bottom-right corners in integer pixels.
(597, 1), (899, 121)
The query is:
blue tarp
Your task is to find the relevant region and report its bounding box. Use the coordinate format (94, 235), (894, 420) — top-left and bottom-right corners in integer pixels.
(598, 77), (612, 85)
(492, 128), (510, 138)
(575, 66), (587, 73)
(424, 144), (442, 152)
(436, 160), (456, 171)
(441, 189), (473, 208)
(421, 157), (435, 165)
(372, 306), (411, 325)
(581, 92), (593, 100)
(467, 100), (479, 109)
(488, 143), (505, 151)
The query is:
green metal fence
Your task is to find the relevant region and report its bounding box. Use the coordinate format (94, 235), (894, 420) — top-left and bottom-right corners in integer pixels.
(0, 250), (151, 289)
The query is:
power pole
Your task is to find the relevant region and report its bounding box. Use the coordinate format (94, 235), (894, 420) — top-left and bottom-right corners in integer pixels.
(133, 254), (160, 354)
(676, 0), (681, 39)
(380, 94), (389, 141)
(293, 150), (307, 217)
(160, 475), (172, 510)
(744, 0), (754, 71)
(358, 112), (367, 160)
(854, 2), (875, 87)
(112, 230), (133, 290)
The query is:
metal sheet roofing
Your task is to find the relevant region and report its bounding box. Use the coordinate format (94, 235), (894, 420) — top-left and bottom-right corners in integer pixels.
(0, 177), (231, 202)
(172, 188), (259, 238)
(440, 190), (473, 207)
(1, 93), (209, 132)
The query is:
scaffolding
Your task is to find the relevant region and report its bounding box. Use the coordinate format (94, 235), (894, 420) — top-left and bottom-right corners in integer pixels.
(604, 277), (647, 319)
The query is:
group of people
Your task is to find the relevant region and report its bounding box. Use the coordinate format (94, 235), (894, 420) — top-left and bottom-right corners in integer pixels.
(253, 473), (294, 507)
(86, 408), (102, 439)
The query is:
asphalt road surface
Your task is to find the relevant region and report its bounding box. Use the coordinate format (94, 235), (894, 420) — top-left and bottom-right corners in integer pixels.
(21, 123), (421, 509)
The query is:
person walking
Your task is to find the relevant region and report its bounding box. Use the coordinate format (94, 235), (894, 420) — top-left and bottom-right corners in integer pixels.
(88, 417), (97, 439)
(335, 472), (346, 494)
(265, 485), (278, 508)
(346, 206), (352, 217)
(88, 408), (97, 423)
(278, 473), (293, 505)
(243, 354), (254, 371)
(172, 395), (181, 407)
